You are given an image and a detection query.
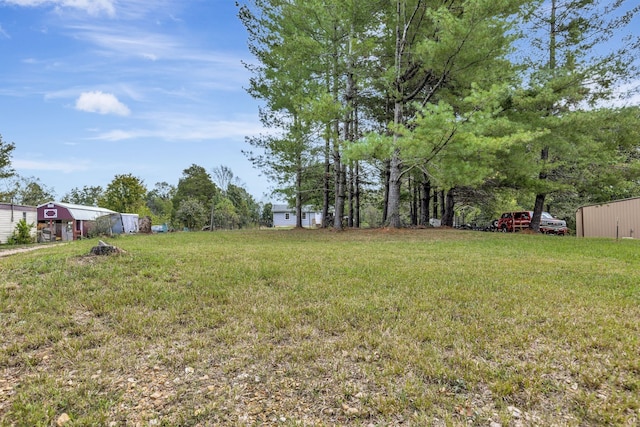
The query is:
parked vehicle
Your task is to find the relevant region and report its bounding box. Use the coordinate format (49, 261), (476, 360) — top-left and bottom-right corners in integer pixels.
(497, 211), (568, 235)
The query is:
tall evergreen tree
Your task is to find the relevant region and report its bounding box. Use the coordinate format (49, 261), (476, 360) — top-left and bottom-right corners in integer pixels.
(516, 0), (640, 231)
(348, 0), (530, 227)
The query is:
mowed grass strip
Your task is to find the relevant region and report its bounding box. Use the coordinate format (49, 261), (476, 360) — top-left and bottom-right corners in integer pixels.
(0, 229), (638, 426)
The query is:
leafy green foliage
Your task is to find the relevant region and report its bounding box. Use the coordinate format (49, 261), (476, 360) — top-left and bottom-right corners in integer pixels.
(146, 181), (176, 225)
(87, 216), (115, 239)
(513, 0), (640, 230)
(172, 165), (218, 212)
(175, 197), (208, 230)
(100, 174), (147, 214)
(260, 202), (273, 227)
(225, 183), (259, 228)
(6, 176), (56, 206)
(0, 134), (16, 201)
(0, 133), (15, 181)
(62, 185), (104, 206)
(213, 197), (239, 230)
(7, 219), (35, 245)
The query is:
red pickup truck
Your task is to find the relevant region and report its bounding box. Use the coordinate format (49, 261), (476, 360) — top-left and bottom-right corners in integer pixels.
(497, 211), (568, 235)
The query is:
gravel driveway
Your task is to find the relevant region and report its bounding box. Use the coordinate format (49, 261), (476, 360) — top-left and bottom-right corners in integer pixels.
(0, 244), (63, 257)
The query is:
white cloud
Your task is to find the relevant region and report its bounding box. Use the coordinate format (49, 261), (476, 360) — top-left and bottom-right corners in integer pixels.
(2, 0), (116, 16)
(4, 0), (116, 16)
(13, 158), (90, 173)
(2, 0), (180, 21)
(75, 91), (130, 116)
(0, 24), (9, 39)
(89, 114), (265, 142)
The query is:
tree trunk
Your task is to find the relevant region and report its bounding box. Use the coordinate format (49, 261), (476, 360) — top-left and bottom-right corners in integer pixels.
(442, 188), (455, 227)
(333, 148), (344, 231)
(387, 149), (403, 228)
(432, 187), (438, 219)
(420, 176), (430, 226)
(322, 132), (330, 228)
(382, 160), (390, 225)
(532, 0), (556, 232)
(411, 176), (418, 226)
(354, 161), (360, 228)
(348, 162), (354, 228)
(295, 155), (303, 228)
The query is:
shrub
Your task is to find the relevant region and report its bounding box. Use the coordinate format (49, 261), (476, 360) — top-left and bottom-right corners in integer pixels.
(8, 219), (35, 245)
(87, 216), (114, 239)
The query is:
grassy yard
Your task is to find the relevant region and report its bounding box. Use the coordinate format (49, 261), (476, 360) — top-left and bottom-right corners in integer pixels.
(0, 229), (638, 426)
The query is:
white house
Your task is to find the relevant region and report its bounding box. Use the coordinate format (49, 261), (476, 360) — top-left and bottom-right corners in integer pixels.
(0, 203), (38, 244)
(272, 204), (323, 227)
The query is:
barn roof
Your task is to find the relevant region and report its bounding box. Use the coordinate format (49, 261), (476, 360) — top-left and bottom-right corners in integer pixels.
(37, 201), (117, 221)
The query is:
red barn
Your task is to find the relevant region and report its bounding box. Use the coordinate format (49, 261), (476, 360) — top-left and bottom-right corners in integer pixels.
(37, 201), (116, 241)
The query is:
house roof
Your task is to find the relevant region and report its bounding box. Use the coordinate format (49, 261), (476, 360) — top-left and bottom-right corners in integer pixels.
(272, 204), (321, 213)
(38, 201), (117, 221)
(0, 203), (36, 211)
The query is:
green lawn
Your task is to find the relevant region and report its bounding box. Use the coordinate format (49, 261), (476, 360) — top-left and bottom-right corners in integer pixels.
(1, 229), (638, 426)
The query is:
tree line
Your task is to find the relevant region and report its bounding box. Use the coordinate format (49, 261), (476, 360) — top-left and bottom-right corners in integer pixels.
(63, 165), (267, 231)
(0, 139), (266, 231)
(239, 0), (640, 230)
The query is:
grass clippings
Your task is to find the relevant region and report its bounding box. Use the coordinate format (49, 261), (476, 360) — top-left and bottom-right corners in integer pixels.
(1, 229), (638, 426)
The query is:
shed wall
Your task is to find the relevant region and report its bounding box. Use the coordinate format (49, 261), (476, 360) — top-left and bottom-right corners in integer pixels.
(576, 198), (640, 238)
(273, 210), (321, 227)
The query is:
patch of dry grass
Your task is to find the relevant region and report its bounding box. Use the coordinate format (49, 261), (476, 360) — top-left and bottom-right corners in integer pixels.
(1, 229), (639, 426)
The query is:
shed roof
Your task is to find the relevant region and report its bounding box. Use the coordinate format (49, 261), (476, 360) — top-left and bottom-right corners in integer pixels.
(575, 196), (640, 211)
(38, 201), (117, 221)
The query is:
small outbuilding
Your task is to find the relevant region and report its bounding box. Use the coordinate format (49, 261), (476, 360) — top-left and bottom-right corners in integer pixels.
(0, 203), (37, 244)
(37, 201), (117, 241)
(272, 204), (324, 228)
(575, 197), (640, 238)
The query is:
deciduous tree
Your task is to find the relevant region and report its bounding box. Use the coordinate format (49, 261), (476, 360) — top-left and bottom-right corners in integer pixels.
(63, 185), (104, 206)
(9, 176), (56, 206)
(172, 164), (218, 211)
(146, 181), (176, 225)
(0, 134), (16, 201)
(100, 174), (147, 213)
(175, 197), (208, 230)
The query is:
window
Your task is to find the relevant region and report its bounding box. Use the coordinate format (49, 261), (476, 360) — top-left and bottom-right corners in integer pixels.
(302, 212), (306, 220)
(22, 212), (27, 220)
(285, 213), (290, 220)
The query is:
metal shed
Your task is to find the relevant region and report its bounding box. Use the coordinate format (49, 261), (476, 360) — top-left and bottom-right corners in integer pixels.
(575, 197), (640, 238)
(37, 201), (117, 241)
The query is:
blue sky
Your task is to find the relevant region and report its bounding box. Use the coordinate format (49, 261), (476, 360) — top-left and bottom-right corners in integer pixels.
(0, 0), (638, 204)
(0, 0), (271, 201)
